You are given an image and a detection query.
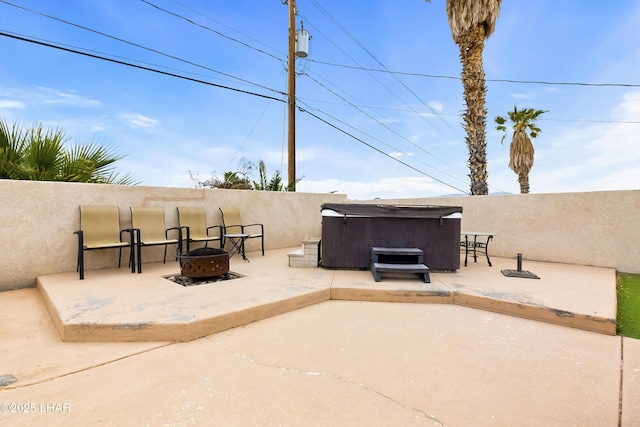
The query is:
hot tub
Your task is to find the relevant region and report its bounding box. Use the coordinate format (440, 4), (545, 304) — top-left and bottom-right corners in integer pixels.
(320, 203), (463, 271)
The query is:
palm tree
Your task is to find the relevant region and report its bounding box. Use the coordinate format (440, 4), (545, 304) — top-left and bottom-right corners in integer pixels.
(0, 118), (136, 184)
(220, 171), (253, 189)
(0, 119), (25, 179)
(429, 0), (501, 195)
(253, 160), (300, 191)
(495, 106), (547, 194)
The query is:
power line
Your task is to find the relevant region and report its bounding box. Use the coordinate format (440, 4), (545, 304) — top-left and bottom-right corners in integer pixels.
(297, 98), (640, 125)
(0, 0), (283, 95)
(309, 59), (640, 88)
(304, 73), (465, 182)
(0, 29), (471, 193)
(6, 2), (622, 194)
(139, 0), (285, 64)
(0, 30), (284, 102)
(299, 12), (458, 140)
(114, 0), (469, 184)
(165, 0), (286, 59)
(304, 0), (459, 134)
(543, 118), (640, 125)
(299, 107), (468, 195)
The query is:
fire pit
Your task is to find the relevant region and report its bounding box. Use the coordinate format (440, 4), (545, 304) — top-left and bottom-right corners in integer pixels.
(179, 247), (230, 280)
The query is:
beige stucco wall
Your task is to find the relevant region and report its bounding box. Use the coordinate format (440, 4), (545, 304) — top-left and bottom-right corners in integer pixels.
(369, 190), (640, 274)
(1, 180), (638, 291)
(0, 179), (347, 291)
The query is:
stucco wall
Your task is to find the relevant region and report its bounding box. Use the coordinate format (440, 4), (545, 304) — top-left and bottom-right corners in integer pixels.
(1, 180), (638, 291)
(368, 190), (640, 274)
(0, 180), (346, 291)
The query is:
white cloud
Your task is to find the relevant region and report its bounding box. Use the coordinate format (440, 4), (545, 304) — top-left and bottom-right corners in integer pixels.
(123, 114), (158, 128)
(389, 151), (412, 158)
(427, 101), (444, 112)
(297, 176), (455, 200)
(526, 91), (640, 193)
(37, 87), (101, 108)
(612, 91), (640, 120)
(0, 87), (101, 110)
(0, 100), (25, 109)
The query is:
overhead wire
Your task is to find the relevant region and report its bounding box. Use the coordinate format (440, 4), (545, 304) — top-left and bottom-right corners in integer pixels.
(0, 0), (504, 193)
(298, 6), (471, 186)
(299, 14), (458, 141)
(139, 0), (469, 189)
(303, 73), (468, 185)
(309, 59), (640, 88)
(165, 0), (286, 59)
(0, 0), (283, 96)
(0, 0), (459, 189)
(305, 0), (460, 134)
(139, 0), (284, 64)
(0, 30), (285, 102)
(0, 29), (469, 192)
(3, 1), (632, 195)
(299, 106), (468, 194)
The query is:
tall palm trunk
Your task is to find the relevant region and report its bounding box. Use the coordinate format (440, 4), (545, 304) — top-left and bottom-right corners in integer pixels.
(509, 128), (535, 194)
(517, 172), (530, 194)
(458, 24), (489, 195)
(443, 0), (501, 195)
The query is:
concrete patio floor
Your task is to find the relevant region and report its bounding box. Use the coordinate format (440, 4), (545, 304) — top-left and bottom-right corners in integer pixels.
(1, 248), (639, 426)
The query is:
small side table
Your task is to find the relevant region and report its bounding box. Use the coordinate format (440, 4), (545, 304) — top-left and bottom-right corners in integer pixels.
(224, 233), (250, 262)
(461, 232), (496, 267)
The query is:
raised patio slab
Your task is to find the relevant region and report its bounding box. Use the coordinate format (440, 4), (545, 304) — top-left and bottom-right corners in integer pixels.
(37, 253), (332, 342)
(36, 249), (616, 343)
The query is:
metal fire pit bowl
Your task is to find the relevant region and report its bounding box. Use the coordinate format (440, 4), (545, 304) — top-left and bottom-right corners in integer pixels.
(179, 247), (230, 279)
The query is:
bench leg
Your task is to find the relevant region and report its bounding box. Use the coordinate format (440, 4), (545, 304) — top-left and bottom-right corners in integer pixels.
(423, 272), (430, 283)
(371, 266), (382, 282)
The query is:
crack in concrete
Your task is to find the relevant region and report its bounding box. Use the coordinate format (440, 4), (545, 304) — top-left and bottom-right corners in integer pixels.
(618, 337), (624, 427)
(231, 349), (448, 426)
(1, 343), (173, 390)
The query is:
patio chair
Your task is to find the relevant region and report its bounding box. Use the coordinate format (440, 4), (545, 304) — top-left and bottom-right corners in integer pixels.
(177, 206), (223, 253)
(130, 207), (182, 272)
(74, 205), (136, 280)
(219, 206), (264, 256)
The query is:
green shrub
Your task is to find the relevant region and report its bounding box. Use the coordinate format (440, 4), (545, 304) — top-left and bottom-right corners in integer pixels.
(617, 273), (640, 339)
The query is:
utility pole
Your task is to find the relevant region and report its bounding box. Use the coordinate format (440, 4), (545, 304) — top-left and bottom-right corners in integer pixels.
(287, 0), (296, 191)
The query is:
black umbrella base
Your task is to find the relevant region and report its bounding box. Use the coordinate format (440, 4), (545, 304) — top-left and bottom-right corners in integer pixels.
(501, 269), (540, 279)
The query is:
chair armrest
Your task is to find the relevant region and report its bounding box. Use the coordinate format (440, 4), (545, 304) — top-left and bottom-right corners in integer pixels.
(222, 224), (243, 235)
(165, 226), (182, 240)
(242, 223), (264, 234)
(174, 226), (190, 240)
(206, 225), (223, 238)
(74, 230), (84, 248)
(120, 228), (136, 243)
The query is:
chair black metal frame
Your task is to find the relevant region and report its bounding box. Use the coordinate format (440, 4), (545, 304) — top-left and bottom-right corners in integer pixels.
(74, 205), (136, 280)
(177, 206), (223, 254)
(130, 207), (183, 274)
(219, 207), (264, 256)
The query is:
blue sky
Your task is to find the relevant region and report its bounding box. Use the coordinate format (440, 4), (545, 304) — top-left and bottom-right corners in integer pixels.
(1, 0), (639, 199)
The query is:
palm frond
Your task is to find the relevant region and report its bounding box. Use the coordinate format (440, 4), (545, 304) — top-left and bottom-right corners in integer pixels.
(0, 118), (137, 184)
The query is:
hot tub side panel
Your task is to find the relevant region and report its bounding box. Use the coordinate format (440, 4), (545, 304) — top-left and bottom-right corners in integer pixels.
(321, 215), (461, 270)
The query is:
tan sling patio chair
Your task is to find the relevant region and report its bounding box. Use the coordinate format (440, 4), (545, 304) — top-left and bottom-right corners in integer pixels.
(219, 206), (264, 256)
(74, 205), (136, 280)
(177, 206), (223, 253)
(130, 206), (182, 272)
